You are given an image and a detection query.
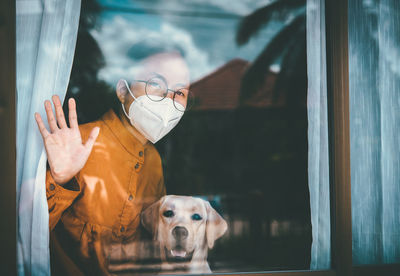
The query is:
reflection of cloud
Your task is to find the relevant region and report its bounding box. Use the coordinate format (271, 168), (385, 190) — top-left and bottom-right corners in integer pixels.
(91, 15), (214, 85)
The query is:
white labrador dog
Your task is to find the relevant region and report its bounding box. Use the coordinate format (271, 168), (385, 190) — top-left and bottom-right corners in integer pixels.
(141, 195), (228, 274)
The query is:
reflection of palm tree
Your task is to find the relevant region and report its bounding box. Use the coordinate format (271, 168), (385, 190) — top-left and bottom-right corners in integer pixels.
(65, 0), (117, 124)
(236, 0), (306, 105)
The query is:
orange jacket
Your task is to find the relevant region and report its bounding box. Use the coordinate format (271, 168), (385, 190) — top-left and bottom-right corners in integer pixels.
(46, 109), (166, 275)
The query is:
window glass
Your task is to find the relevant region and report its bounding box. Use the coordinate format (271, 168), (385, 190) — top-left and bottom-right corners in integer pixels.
(59, 0), (323, 274)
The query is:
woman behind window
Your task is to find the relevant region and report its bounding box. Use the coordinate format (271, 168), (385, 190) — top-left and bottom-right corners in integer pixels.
(35, 52), (191, 275)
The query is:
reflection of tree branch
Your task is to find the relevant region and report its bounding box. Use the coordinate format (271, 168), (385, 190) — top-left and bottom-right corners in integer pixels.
(239, 14), (305, 103)
(236, 0), (305, 46)
(100, 4), (240, 19)
(235, 0), (306, 106)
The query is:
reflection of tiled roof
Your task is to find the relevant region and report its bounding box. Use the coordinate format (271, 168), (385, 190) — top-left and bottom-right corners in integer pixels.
(190, 58), (284, 111)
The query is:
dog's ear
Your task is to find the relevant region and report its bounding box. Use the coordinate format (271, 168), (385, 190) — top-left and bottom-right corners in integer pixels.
(141, 197), (164, 238)
(205, 201), (228, 249)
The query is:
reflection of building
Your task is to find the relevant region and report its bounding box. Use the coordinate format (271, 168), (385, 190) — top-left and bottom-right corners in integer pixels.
(190, 58), (286, 111)
(157, 58), (311, 270)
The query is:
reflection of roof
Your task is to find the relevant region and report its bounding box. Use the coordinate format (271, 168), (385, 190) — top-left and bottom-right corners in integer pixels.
(190, 58), (284, 111)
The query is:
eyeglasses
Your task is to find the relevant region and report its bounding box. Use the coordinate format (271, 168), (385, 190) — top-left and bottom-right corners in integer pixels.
(133, 76), (192, 112)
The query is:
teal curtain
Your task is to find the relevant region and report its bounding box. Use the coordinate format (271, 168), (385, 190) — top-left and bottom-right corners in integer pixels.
(349, 0), (400, 265)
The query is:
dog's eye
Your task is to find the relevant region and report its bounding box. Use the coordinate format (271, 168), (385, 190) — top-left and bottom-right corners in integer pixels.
(163, 210), (174, 218)
(191, 213), (202, 221)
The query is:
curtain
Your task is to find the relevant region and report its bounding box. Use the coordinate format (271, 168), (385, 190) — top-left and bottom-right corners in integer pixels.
(306, 0), (331, 270)
(349, 0), (400, 265)
(16, 0), (81, 274)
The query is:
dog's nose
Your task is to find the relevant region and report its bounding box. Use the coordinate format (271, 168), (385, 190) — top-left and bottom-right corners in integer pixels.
(172, 226), (188, 240)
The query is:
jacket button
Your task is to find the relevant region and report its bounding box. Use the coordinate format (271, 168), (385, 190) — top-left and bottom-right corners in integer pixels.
(139, 151), (143, 157)
(120, 226), (125, 232)
(128, 195), (133, 201)
(135, 163), (140, 169)
(49, 184), (55, 191)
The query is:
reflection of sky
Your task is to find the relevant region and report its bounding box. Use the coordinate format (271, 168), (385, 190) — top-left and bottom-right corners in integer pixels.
(93, 0), (285, 84)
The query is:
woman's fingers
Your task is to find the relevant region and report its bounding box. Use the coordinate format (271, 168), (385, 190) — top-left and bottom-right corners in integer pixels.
(34, 112), (50, 139)
(52, 95), (67, 129)
(68, 98), (79, 129)
(44, 100), (58, 132)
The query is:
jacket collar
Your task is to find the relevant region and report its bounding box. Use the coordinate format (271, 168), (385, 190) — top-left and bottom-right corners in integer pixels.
(101, 109), (147, 163)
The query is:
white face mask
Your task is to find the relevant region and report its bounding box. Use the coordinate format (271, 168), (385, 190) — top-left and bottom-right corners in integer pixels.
(120, 79), (185, 143)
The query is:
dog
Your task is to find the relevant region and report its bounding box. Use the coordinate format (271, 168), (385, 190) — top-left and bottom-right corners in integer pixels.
(141, 195), (228, 274)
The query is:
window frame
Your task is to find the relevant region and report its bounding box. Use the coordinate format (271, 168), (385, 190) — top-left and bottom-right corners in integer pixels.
(2, 0), (399, 275)
(0, 0), (16, 275)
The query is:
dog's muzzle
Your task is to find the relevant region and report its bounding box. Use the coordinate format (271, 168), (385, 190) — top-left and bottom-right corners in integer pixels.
(164, 226), (194, 263)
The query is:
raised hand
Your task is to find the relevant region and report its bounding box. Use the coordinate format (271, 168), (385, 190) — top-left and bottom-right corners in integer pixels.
(35, 95), (100, 185)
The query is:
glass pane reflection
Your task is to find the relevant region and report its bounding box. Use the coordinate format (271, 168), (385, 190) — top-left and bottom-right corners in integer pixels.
(61, 0), (312, 274)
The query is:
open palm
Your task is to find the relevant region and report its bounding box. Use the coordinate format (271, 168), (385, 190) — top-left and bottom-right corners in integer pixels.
(35, 95), (99, 185)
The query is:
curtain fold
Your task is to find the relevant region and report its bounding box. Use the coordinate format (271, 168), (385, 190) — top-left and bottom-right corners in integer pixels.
(306, 0), (331, 270)
(16, 0), (81, 274)
(349, 0), (400, 265)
